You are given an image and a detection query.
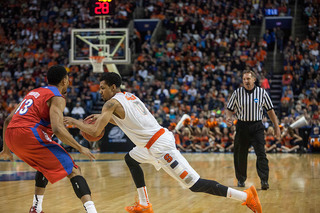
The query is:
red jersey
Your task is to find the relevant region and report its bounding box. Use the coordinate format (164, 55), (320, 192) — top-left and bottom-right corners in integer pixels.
(8, 86), (63, 136)
(5, 86), (77, 183)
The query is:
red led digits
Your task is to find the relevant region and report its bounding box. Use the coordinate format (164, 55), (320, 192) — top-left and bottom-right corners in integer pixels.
(94, 2), (109, 15)
(90, 0), (115, 16)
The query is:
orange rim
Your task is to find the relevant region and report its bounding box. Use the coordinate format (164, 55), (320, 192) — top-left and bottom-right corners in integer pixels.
(89, 56), (105, 63)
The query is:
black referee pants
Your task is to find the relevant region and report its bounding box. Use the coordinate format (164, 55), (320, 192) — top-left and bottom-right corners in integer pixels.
(234, 121), (269, 183)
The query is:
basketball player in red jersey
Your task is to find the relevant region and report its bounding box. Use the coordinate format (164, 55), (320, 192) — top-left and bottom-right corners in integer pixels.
(0, 66), (97, 213)
(65, 72), (262, 213)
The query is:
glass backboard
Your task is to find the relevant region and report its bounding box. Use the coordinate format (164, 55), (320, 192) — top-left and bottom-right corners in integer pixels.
(69, 28), (130, 65)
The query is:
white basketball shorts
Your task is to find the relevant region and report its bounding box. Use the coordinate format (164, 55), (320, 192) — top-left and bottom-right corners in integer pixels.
(129, 128), (200, 188)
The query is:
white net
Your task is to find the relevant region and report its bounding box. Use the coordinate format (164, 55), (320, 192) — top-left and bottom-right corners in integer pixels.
(90, 56), (105, 73)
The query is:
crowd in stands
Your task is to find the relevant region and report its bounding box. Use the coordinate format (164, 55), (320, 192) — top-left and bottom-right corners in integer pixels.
(130, 0), (318, 153)
(278, 1), (320, 152)
(0, 0), (319, 153)
(132, 0), (268, 118)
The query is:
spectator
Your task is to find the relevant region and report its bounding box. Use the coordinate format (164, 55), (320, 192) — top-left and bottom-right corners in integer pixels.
(64, 106), (70, 116)
(71, 102), (86, 119)
(308, 126), (320, 152)
(282, 71), (293, 86)
(265, 126), (279, 153)
(156, 84), (169, 103)
(144, 30), (152, 44)
(138, 66), (148, 80)
(280, 91), (291, 116)
(275, 27), (284, 53)
(260, 75), (270, 91)
(281, 127), (304, 153)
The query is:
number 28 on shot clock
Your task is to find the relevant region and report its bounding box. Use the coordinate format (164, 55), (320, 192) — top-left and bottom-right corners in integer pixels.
(90, 0), (115, 16)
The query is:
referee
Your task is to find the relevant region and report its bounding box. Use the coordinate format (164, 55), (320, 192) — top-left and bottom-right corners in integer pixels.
(226, 70), (280, 190)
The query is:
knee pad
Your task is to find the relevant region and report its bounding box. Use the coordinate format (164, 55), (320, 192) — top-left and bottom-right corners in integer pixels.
(70, 175), (91, 199)
(190, 178), (228, 197)
(35, 171), (48, 188)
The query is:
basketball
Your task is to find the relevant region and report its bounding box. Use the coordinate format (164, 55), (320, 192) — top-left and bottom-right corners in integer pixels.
(80, 119), (105, 142)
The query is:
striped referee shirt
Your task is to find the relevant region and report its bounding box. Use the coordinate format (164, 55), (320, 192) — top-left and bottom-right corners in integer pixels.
(227, 86), (273, 121)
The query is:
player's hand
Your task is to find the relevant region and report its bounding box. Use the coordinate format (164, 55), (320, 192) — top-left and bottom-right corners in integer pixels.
(79, 147), (96, 161)
(84, 114), (100, 122)
(0, 150), (14, 161)
(64, 116), (77, 125)
(226, 117), (233, 127)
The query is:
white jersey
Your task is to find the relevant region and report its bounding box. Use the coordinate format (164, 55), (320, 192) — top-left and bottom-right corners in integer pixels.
(112, 92), (200, 188)
(111, 92), (162, 147)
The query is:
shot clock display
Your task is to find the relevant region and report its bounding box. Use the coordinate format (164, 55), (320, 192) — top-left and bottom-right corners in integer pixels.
(90, 0), (115, 16)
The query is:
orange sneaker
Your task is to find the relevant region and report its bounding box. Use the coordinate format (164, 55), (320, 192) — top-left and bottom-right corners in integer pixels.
(242, 185), (262, 213)
(125, 202), (154, 213)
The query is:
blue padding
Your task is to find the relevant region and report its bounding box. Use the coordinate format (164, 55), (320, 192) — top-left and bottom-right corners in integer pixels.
(43, 86), (62, 97)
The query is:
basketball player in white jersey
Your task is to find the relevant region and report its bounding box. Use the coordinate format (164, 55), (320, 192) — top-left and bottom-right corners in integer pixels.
(64, 72), (262, 213)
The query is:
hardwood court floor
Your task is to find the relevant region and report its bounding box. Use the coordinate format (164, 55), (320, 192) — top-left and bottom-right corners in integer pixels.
(0, 153), (319, 213)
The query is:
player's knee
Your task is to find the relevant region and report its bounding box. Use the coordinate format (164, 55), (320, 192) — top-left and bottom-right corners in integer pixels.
(35, 171), (48, 188)
(190, 179), (202, 192)
(125, 153), (140, 168)
(70, 175), (91, 199)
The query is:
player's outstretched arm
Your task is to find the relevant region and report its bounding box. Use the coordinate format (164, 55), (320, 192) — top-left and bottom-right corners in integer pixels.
(84, 113), (118, 126)
(64, 99), (118, 137)
(84, 114), (100, 121)
(49, 96), (95, 160)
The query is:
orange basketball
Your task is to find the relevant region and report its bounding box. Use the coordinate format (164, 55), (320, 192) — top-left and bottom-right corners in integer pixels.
(80, 119), (105, 142)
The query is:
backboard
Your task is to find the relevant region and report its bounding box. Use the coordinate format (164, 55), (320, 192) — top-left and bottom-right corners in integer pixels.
(69, 28), (130, 65)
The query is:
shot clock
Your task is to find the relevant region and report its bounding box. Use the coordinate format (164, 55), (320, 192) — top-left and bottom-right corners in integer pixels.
(90, 0), (115, 16)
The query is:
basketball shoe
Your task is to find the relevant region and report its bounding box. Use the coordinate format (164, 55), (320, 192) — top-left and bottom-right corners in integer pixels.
(125, 201), (154, 213)
(242, 185), (262, 213)
(29, 206), (44, 213)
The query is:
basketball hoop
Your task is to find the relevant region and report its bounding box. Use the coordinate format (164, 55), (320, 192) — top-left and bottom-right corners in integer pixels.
(90, 56), (105, 73)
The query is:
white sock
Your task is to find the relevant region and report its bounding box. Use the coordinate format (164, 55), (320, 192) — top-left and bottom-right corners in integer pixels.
(137, 186), (149, 206)
(226, 187), (247, 202)
(83, 201), (97, 213)
(32, 195), (44, 213)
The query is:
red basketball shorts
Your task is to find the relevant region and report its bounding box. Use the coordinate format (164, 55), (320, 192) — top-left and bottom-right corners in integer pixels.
(5, 127), (78, 184)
